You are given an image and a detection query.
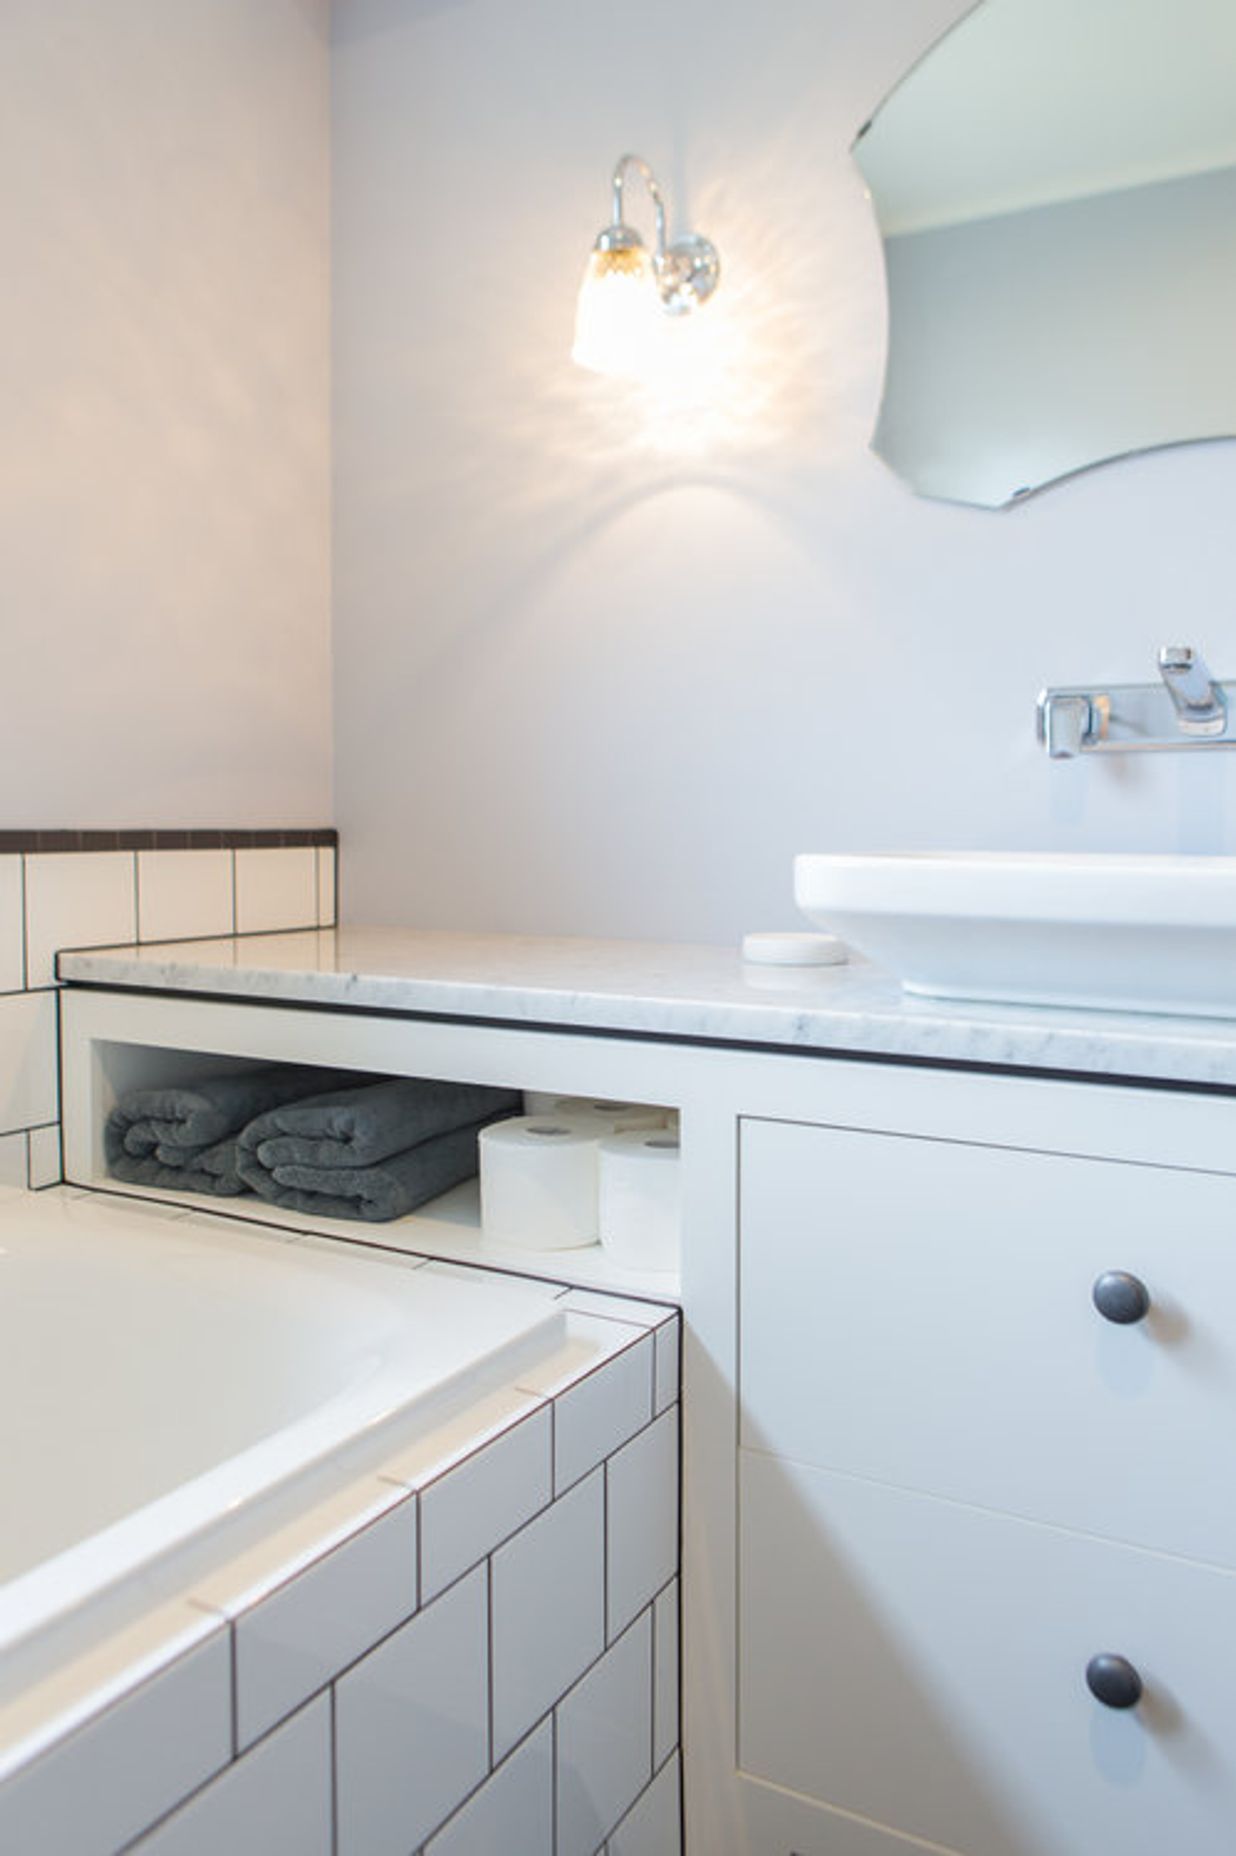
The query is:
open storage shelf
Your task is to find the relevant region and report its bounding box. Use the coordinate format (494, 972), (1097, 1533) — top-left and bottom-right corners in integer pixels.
(61, 991), (683, 1302)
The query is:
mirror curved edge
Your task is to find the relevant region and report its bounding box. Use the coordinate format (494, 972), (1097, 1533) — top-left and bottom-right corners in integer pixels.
(855, 0), (1236, 509)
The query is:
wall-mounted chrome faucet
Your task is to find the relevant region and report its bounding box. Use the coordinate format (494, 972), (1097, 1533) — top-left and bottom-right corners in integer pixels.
(1037, 646), (1235, 759)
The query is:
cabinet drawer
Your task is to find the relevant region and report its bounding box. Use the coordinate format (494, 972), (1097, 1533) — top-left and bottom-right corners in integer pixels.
(739, 1449), (1236, 1856)
(739, 1115), (1236, 1564)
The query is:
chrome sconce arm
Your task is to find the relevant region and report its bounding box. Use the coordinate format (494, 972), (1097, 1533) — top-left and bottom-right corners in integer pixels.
(1038, 645), (1234, 758)
(599, 153), (720, 316)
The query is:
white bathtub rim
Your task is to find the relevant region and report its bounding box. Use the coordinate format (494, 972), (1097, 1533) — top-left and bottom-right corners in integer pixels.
(0, 1195), (564, 1666)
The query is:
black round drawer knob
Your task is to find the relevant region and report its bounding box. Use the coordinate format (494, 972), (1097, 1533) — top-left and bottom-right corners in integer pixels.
(1092, 1271), (1151, 1325)
(1086, 1654), (1143, 1709)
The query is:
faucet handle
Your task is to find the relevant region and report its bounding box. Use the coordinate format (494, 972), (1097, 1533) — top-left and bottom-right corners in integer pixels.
(1158, 645), (1227, 735)
(1037, 690), (1096, 759)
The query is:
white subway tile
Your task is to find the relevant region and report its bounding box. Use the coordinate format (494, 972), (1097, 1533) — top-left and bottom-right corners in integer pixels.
(654, 1319), (679, 1416)
(609, 1754), (681, 1856)
(378, 1383), (545, 1491)
(0, 1131), (26, 1188)
(0, 1620), (230, 1856)
(191, 1474), (411, 1621)
(425, 1718), (553, 1856)
(531, 1330), (653, 1495)
(420, 1406), (552, 1602)
(491, 1470), (604, 1761)
(556, 1611), (653, 1856)
(25, 852), (136, 987)
(653, 1582), (679, 1771)
(606, 1411), (678, 1641)
(0, 992), (58, 1134)
(234, 848), (318, 934)
(26, 1124), (61, 1189)
(219, 1490), (418, 1748)
(129, 1694), (331, 1856)
(336, 1565), (488, 1856)
(0, 857), (23, 992)
(513, 1316), (643, 1404)
(316, 845), (336, 926)
(137, 851), (234, 943)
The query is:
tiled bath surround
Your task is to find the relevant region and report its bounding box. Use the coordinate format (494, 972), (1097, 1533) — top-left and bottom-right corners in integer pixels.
(0, 1252), (681, 1856)
(0, 832), (336, 1192)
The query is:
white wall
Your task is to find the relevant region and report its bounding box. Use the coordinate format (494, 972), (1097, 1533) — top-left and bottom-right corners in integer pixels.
(1, 0), (332, 828)
(332, 0), (1236, 944)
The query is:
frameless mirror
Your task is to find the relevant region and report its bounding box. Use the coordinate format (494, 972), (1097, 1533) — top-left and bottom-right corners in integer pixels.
(856, 0), (1236, 507)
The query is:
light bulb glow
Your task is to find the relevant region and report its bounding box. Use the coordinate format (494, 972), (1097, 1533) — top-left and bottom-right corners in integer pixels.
(572, 247), (663, 378)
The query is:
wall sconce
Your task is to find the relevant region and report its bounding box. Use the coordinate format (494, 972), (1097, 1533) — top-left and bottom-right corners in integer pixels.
(573, 153), (720, 377)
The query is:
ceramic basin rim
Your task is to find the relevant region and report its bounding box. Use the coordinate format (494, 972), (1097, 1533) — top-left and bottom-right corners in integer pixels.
(794, 852), (1236, 930)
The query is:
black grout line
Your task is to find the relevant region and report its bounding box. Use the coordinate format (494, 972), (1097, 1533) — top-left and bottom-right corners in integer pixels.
(229, 1619), (239, 1760)
(485, 1556), (495, 1771)
(329, 1684), (339, 1856)
(650, 1582), (658, 1778)
(414, 1488), (422, 1611)
(603, 1459), (611, 1646)
(551, 1708), (559, 1856)
(18, 851), (28, 992)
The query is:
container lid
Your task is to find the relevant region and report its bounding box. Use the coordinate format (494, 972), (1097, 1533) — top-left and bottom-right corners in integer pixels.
(741, 931), (848, 967)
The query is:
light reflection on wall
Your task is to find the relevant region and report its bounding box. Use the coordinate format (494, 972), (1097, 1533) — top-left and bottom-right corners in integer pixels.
(568, 178), (833, 463)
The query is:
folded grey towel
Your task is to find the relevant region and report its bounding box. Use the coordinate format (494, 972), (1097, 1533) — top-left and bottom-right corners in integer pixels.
(238, 1077), (520, 1171)
(108, 1066), (357, 1162)
(105, 1065), (362, 1199)
(104, 1136), (247, 1198)
(235, 1118), (490, 1222)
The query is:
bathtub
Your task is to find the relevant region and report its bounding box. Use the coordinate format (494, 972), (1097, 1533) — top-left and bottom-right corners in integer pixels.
(0, 1188), (564, 1675)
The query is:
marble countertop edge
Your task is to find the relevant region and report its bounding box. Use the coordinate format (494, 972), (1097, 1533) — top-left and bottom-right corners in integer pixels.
(56, 928), (1236, 1091)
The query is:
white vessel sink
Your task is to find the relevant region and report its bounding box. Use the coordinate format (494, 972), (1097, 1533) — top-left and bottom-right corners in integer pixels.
(794, 852), (1236, 1018)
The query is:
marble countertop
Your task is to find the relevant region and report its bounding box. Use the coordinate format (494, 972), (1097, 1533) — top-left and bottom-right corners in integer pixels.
(56, 925), (1236, 1089)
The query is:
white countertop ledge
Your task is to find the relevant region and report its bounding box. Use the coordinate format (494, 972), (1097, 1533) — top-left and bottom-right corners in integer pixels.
(55, 926), (1236, 1090)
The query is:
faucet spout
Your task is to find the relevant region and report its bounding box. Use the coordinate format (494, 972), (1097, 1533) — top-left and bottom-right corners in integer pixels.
(1158, 645), (1227, 736)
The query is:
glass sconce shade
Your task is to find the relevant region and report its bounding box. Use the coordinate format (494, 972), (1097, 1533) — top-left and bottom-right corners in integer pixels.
(573, 155), (720, 377)
(572, 241), (663, 376)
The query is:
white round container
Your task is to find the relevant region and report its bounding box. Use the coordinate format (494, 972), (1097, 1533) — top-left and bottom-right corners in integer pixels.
(479, 1116), (604, 1251)
(741, 931), (848, 966)
(598, 1130), (682, 1273)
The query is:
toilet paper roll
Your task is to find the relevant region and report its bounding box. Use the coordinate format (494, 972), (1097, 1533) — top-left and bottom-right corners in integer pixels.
(545, 1096), (668, 1133)
(598, 1130), (682, 1273)
(479, 1116), (604, 1251)
(522, 1091), (561, 1116)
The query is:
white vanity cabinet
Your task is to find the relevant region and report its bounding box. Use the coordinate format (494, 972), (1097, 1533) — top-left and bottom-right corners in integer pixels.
(55, 960), (1236, 1856)
(736, 1107), (1236, 1856)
